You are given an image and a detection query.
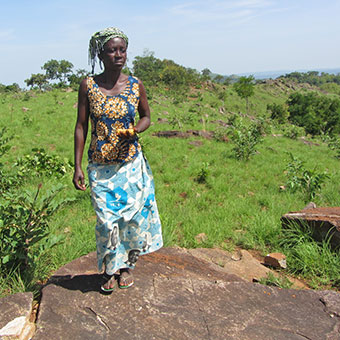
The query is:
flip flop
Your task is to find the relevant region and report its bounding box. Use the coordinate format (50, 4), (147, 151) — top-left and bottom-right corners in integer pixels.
(100, 273), (115, 293)
(119, 270), (134, 289)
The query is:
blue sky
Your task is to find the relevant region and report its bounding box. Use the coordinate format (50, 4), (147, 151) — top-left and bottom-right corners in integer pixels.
(1, 0), (340, 86)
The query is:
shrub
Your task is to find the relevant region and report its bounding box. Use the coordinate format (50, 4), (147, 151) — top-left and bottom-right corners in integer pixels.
(267, 103), (289, 124)
(282, 124), (305, 139)
(0, 130), (70, 280)
(285, 154), (329, 200)
(0, 184), (66, 273)
(327, 136), (340, 159)
(195, 162), (210, 184)
(229, 120), (263, 160)
(287, 92), (340, 135)
(15, 148), (72, 178)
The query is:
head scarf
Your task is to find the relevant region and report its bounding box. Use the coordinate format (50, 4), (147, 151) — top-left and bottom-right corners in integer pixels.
(88, 27), (129, 73)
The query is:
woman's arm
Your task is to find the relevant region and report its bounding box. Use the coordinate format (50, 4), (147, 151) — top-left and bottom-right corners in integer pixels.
(134, 79), (151, 133)
(73, 78), (89, 191)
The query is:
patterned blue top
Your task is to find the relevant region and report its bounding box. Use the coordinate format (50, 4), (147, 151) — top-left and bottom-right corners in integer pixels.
(87, 75), (141, 164)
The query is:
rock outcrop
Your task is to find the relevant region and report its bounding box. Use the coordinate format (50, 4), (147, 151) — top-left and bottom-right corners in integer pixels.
(0, 292), (35, 340)
(31, 248), (340, 340)
(282, 207), (340, 249)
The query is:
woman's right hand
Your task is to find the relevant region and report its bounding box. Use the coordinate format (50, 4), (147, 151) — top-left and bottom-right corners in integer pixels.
(73, 168), (86, 191)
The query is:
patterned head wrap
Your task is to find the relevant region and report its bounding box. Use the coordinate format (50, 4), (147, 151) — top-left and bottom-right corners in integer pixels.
(88, 27), (129, 73)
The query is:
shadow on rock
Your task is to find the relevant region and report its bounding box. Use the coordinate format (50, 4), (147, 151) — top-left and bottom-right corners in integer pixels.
(46, 273), (118, 293)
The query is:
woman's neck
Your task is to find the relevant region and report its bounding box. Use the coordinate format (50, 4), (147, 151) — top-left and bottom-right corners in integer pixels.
(101, 69), (122, 85)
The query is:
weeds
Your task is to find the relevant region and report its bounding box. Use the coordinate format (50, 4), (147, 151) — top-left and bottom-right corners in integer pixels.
(258, 272), (293, 289)
(327, 135), (340, 159)
(195, 162), (210, 183)
(285, 153), (329, 200)
(280, 221), (340, 288)
(169, 111), (195, 129)
(213, 127), (228, 142)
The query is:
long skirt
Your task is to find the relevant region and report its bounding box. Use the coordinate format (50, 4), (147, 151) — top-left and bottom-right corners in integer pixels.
(87, 152), (163, 275)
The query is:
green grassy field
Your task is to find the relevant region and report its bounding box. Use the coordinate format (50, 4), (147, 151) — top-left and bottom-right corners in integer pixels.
(1, 80), (340, 297)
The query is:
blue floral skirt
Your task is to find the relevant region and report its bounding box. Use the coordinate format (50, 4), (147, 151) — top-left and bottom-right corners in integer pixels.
(87, 152), (163, 275)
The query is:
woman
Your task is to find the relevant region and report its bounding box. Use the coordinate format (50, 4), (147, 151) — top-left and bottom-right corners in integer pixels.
(73, 27), (163, 292)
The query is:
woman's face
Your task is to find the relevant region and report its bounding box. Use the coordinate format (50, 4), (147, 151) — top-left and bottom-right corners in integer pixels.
(100, 37), (127, 70)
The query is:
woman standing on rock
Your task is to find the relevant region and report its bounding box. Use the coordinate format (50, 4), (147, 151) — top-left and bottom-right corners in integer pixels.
(73, 27), (163, 292)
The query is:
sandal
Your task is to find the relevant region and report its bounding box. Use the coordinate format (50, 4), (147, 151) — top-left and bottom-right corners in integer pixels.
(100, 273), (115, 293)
(119, 269), (134, 289)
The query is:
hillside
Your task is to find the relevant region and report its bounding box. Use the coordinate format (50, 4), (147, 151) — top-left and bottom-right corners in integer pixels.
(0, 75), (340, 297)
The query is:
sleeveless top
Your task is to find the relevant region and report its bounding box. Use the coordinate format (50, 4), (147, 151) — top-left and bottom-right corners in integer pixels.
(87, 75), (141, 164)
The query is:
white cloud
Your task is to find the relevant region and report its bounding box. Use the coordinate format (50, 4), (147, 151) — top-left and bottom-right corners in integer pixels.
(169, 0), (275, 23)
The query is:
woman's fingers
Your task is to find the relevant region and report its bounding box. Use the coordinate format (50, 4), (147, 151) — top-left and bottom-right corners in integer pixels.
(73, 170), (86, 190)
(116, 128), (136, 139)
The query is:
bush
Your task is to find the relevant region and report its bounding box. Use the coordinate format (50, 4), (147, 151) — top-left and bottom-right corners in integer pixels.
(267, 103), (289, 124)
(282, 124), (305, 139)
(287, 92), (340, 135)
(285, 154), (329, 200)
(195, 162), (210, 183)
(0, 128), (70, 284)
(15, 148), (72, 178)
(0, 184), (66, 273)
(228, 120), (263, 161)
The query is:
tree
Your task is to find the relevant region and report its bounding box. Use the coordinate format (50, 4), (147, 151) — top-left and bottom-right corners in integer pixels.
(0, 83), (21, 93)
(287, 92), (340, 135)
(132, 50), (163, 86)
(214, 75), (224, 83)
(42, 59), (74, 85)
(233, 75), (255, 114)
(42, 59), (59, 80)
(67, 69), (89, 89)
(223, 77), (231, 86)
(25, 73), (48, 90)
(201, 68), (212, 81)
(58, 60), (74, 83)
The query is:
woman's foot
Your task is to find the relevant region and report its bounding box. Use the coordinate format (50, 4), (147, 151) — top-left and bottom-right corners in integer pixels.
(101, 273), (115, 293)
(119, 268), (134, 289)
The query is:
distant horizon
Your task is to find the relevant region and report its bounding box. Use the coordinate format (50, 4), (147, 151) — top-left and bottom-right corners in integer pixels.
(1, 1), (339, 88)
(235, 67), (340, 80)
(2, 64), (340, 88)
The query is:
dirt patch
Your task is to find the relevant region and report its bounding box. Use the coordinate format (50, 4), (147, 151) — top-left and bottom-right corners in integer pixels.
(152, 130), (214, 139)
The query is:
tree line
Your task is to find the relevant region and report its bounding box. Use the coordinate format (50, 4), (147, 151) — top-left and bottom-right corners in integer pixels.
(279, 71), (340, 86)
(24, 60), (89, 91)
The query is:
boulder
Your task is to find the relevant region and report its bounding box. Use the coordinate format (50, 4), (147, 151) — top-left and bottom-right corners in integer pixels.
(33, 248), (340, 340)
(282, 207), (340, 249)
(0, 292), (35, 340)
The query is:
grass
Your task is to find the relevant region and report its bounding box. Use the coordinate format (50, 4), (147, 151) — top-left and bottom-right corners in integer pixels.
(1, 81), (340, 296)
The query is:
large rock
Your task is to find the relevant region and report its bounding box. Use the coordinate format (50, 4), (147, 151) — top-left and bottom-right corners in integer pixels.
(0, 292), (35, 340)
(282, 207), (340, 249)
(34, 248), (340, 340)
(188, 248), (273, 282)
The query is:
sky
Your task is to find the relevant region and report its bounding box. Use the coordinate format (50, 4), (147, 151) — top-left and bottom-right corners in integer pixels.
(1, 0), (340, 87)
